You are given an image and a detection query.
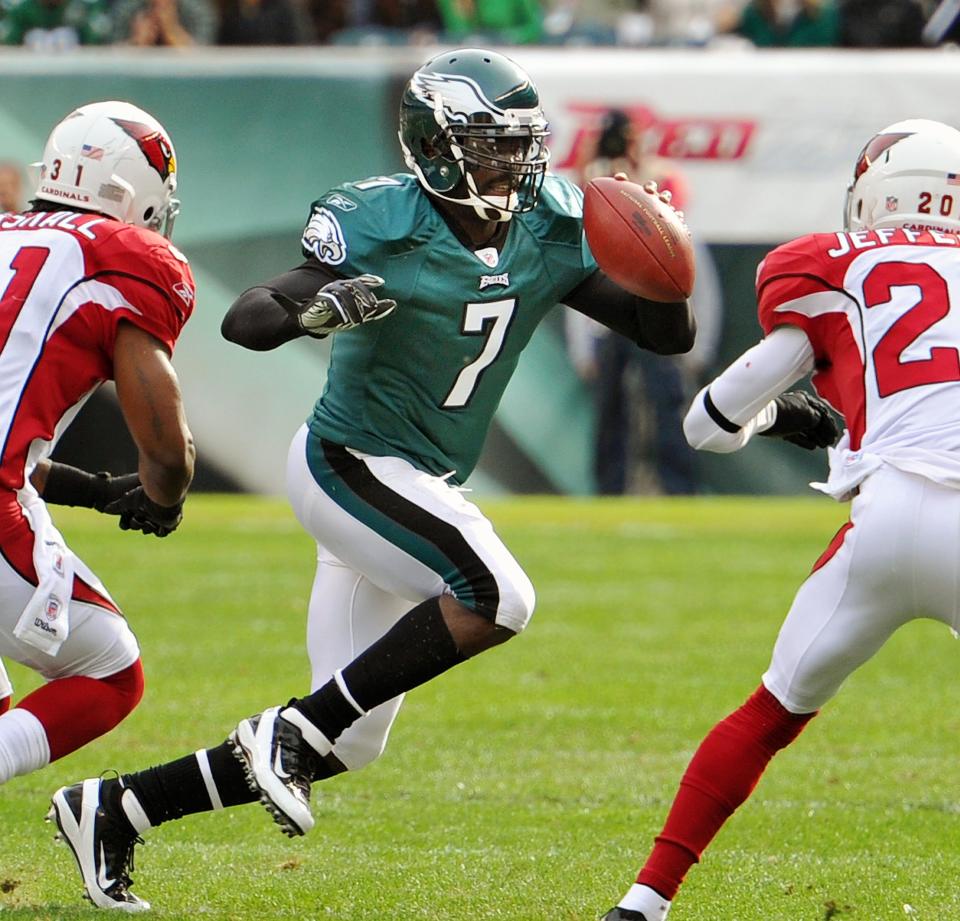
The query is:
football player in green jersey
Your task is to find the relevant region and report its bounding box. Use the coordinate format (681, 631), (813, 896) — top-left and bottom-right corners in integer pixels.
(49, 48), (695, 910)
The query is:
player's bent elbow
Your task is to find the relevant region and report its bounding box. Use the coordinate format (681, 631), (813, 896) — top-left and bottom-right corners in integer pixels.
(220, 303), (249, 346)
(683, 403), (742, 454)
(140, 436), (195, 500)
(645, 302), (697, 355)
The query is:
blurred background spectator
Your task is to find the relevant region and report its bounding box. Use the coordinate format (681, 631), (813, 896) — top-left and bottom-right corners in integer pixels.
(565, 109), (723, 495)
(216, 0), (312, 44)
(840, 0), (925, 47)
(51, 0), (937, 47)
(312, 0), (347, 41)
(314, 0), (440, 43)
(725, 0), (840, 47)
(436, 0), (544, 44)
(113, 0), (216, 44)
(0, 162), (26, 214)
(0, 0), (112, 47)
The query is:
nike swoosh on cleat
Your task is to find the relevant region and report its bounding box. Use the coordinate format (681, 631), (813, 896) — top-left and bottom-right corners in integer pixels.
(97, 842), (114, 892)
(273, 745), (291, 780)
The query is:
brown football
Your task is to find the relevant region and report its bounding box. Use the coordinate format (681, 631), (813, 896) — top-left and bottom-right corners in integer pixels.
(583, 176), (696, 302)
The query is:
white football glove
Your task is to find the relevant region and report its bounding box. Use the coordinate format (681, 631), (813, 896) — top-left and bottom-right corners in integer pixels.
(273, 274), (397, 337)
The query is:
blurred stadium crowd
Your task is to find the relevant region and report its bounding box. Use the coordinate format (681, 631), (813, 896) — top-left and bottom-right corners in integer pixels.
(0, 0), (957, 50)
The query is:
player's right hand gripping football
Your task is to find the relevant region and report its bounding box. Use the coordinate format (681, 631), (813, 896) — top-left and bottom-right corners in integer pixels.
(272, 275), (397, 337)
(102, 486), (184, 537)
(760, 390), (841, 450)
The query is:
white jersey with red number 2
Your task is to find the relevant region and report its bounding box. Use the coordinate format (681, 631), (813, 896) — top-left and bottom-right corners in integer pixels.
(758, 227), (960, 497)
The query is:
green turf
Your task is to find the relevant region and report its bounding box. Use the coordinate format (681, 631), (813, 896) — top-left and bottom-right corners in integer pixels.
(1, 495), (957, 920)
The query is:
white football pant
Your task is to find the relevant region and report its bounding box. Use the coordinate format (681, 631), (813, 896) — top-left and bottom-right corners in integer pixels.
(764, 466), (960, 713)
(286, 425), (535, 770)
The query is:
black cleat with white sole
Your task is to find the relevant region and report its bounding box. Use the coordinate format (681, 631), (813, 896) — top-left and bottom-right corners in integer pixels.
(48, 778), (148, 912)
(231, 705), (321, 837)
(602, 910), (651, 921)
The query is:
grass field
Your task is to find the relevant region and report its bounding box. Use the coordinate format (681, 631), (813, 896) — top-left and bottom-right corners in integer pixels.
(1, 494), (958, 921)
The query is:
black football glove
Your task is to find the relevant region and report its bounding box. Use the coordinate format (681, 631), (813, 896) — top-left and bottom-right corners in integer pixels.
(759, 390), (841, 450)
(102, 487), (184, 538)
(91, 472), (141, 512)
(271, 274), (397, 337)
(41, 463), (141, 512)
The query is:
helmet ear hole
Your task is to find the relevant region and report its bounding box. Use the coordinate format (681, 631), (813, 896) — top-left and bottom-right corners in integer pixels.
(143, 206), (155, 221)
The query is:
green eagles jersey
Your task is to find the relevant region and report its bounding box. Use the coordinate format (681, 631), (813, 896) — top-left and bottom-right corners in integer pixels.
(301, 173), (597, 483)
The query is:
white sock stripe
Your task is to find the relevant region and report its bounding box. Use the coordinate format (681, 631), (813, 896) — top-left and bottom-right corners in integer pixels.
(195, 748), (223, 811)
(333, 669), (367, 716)
(120, 787), (153, 834)
(280, 707), (333, 757)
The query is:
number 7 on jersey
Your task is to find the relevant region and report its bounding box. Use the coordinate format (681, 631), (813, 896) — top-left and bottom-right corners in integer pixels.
(442, 299), (516, 408)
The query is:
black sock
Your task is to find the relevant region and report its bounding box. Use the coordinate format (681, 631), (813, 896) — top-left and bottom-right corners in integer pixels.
(113, 740), (258, 828)
(291, 596), (465, 742)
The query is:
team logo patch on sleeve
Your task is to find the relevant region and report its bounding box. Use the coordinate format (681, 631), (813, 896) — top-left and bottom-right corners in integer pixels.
(303, 207), (347, 266)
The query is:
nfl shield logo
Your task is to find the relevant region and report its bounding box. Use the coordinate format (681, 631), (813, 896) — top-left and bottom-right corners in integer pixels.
(45, 595), (62, 621)
(885, 196), (898, 212)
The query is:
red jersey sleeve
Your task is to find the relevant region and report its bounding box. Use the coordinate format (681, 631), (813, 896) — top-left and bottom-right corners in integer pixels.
(756, 233), (851, 353)
(84, 223), (195, 355)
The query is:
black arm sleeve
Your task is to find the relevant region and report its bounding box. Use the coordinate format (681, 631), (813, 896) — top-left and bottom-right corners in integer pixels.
(563, 270), (697, 355)
(221, 260), (340, 351)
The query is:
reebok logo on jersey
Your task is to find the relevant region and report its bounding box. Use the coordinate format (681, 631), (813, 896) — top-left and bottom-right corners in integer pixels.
(479, 273), (510, 289)
(173, 282), (194, 307)
(303, 207), (347, 266)
(326, 193), (357, 213)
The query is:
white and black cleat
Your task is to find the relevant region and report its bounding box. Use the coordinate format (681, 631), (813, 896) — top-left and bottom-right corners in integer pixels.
(48, 778), (149, 912)
(602, 910), (651, 921)
(231, 706), (319, 838)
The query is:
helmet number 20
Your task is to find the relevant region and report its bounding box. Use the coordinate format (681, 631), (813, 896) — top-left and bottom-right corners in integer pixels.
(442, 299), (517, 408)
(918, 191), (954, 217)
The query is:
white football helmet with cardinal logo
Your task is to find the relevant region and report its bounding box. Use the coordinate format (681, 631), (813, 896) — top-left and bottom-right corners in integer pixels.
(34, 100), (180, 238)
(844, 118), (960, 234)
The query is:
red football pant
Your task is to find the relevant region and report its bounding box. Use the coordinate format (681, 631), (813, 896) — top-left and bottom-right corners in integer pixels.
(14, 659), (144, 761)
(638, 683), (816, 899)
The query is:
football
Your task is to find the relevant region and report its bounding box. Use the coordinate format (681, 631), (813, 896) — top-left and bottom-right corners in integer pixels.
(583, 176), (696, 302)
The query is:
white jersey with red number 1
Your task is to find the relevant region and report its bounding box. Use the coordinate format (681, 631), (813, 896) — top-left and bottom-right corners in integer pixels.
(0, 210), (194, 600)
(757, 227), (960, 498)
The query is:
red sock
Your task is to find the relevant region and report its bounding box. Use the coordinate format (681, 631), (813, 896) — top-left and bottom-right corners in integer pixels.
(638, 684), (816, 899)
(0, 696), (9, 715)
(15, 659), (145, 761)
